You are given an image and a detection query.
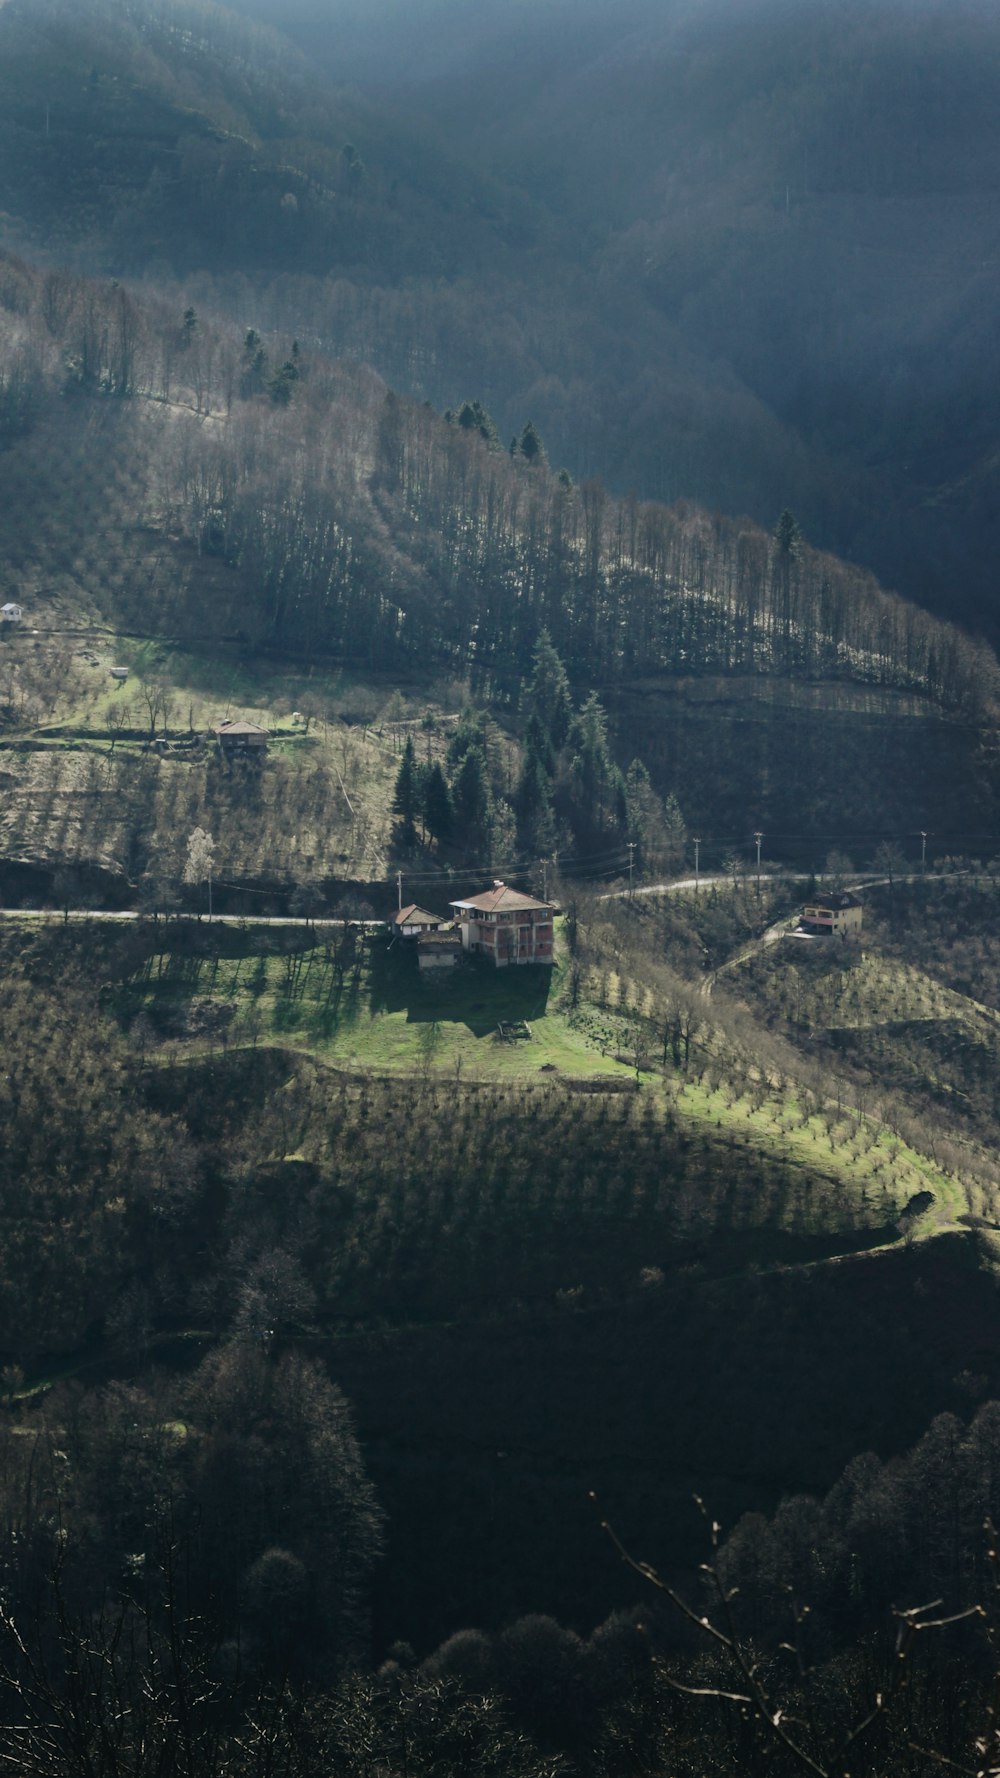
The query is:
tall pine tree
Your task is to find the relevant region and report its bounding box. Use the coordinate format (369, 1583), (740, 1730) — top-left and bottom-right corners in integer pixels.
(521, 630), (572, 749)
(392, 735), (418, 848)
(452, 745), (493, 860)
(422, 760), (454, 846)
(566, 692), (624, 850)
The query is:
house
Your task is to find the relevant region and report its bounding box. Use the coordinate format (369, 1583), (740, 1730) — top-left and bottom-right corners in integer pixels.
(214, 719), (269, 757)
(417, 928), (462, 970)
(393, 904), (444, 940)
(800, 890), (863, 939)
(449, 881), (555, 967)
(1, 603), (22, 624)
(392, 905), (461, 968)
(110, 666), (129, 682)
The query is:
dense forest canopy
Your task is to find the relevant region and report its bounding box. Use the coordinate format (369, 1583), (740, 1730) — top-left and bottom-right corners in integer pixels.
(228, 0), (1000, 643)
(0, 250), (994, 721)
(1, 0), (1000, 641)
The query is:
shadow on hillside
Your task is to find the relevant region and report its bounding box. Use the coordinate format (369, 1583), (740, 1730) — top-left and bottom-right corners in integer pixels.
(367, 940), (553, 1033)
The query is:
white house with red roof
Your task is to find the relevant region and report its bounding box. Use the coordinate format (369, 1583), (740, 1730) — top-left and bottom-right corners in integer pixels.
(448, 881), (554, 967)
(392, 904), (445, 940)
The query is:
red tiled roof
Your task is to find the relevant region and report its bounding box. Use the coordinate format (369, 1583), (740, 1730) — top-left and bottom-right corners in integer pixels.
(394, 905), (442, 927)
(450, 882), (552, 915)
(214, 720), (269, 737)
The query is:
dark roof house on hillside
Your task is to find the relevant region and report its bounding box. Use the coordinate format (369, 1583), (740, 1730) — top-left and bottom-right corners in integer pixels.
(449, 881), (554, 967)
(215, 719), (269, 756)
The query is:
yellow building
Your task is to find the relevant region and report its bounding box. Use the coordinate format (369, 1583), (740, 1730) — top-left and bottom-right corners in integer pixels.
(801, 891), (863, 939)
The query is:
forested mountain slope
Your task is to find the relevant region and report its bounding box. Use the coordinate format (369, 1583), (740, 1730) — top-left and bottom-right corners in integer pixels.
(4, 10), (1000, 1774)
(2, 252), (992, 709)
(8, 0), (1000, 650)
(0, 0), (810, 546)
(1, 252), (998, 872)
(227, 0), (1000, 642)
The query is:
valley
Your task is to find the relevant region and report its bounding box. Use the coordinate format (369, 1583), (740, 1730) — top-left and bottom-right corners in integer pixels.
(0, 2), (999, 1772)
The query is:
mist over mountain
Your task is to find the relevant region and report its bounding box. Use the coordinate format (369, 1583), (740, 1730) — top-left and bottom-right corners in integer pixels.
(226, 0), (1000, 642)
(0, 0), (996, 697)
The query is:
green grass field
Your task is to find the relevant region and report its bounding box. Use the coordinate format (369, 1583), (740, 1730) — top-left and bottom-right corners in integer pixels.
(116, 925), (641, 1084)
(108, 915), (976, 1242)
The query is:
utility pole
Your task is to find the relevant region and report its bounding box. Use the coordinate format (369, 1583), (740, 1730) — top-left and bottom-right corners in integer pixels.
(627, 841), (636, 899)
(207, 864), (212, 922)
(542, 857), (548, 903)
(693, 838), (701, 893)
(397, 870), (403, 910)
(920, 830), (927, 873)
(753, 831), (763, 895)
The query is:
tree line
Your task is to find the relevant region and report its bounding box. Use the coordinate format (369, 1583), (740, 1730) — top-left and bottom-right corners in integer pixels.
(0, 250), (994, 718)
(391, 632), (686, 867)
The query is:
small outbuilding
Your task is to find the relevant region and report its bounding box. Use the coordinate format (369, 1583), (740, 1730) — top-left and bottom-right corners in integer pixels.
(214, 719), (269, 757)
(110, 666), (129, 682)
(417, 928), (462, 970)
(1, 603), (23, 624)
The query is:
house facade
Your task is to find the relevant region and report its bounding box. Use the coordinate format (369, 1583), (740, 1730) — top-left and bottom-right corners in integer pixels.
(393, 904), (444, 940)
(417, 929), (462, 970)
(801, 890), (863, 938)
(214, 719), (269, 757)
(449, 882), (555, 967)
(1, 603), (23, 624)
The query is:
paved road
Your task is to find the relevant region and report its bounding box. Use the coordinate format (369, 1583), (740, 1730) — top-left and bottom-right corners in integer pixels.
(601, 868), (829, 900)
(0, 871), (952, 930)
(0, 908), (386, 930)
(602, 869), (943, 902)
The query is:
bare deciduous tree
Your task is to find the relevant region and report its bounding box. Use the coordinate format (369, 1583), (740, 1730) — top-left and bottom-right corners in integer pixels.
(183, 825), (215, 918)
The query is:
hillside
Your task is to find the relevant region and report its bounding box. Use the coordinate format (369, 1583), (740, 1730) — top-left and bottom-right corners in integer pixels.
(231, 0), (1000, 642)
(2, 9), (1000, 1770)
(2, 870), (1000, 1654)
(0, 253), (997, 898)
(5, 0), (1000, 650)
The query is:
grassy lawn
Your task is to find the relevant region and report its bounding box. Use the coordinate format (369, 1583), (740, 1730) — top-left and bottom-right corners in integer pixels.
(112, 918), (970, 1239)
(117, 926), (640, 1083)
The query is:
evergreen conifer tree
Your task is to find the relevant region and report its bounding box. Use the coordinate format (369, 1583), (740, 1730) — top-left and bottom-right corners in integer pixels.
(567, 691), (623, 847)
(517, 420), (546, 464)
(392, 735), (418, 847)
(623, 758), (659, 863)
(452, 745), (493, 859)
(456, 400), (500, 446)
(422, 760), (454, 845)
(515, 748), (556, 855)
(521, 630), (572, 749)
